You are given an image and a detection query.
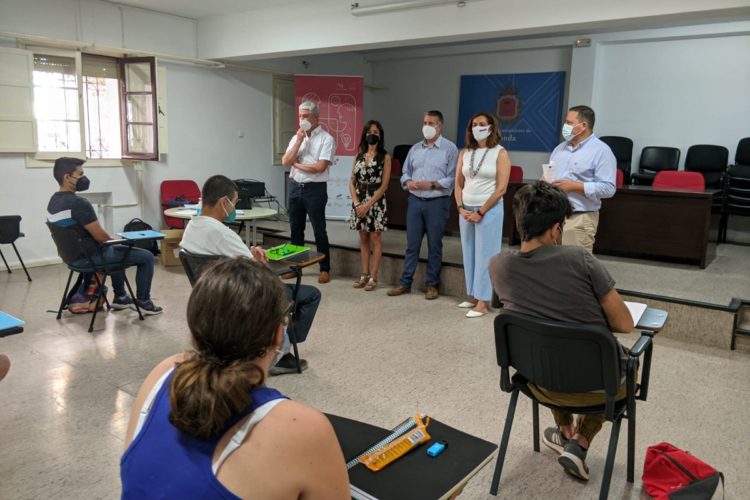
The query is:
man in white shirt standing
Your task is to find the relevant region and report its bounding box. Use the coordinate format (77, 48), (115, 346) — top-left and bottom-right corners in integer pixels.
(281, 101), (336, 284)
(180, 175), (321, 375)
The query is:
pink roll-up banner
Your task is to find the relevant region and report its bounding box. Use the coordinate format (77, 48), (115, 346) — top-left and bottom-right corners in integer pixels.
(294, 74), (364, 219)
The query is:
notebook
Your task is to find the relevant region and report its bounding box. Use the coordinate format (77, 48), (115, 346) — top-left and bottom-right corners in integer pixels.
(266, 243), (310, 261)
(0, 311), (24, 337)
(117, 230), (166, 240)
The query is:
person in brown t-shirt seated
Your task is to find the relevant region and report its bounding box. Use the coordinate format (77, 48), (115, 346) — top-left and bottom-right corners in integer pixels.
(489, 181), (633, 482)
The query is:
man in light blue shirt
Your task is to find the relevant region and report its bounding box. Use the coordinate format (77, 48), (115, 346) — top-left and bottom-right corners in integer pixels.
(547, 105), (616, 251)
(388, 110), (458, 299)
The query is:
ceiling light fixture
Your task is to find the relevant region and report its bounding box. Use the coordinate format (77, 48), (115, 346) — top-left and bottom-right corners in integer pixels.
(351, 0), (470, 17)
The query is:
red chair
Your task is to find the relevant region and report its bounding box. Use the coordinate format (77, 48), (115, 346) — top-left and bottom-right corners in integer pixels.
(510, 165), (524, 182)
(390, 158), (402, 177)
(652, 171), (705, 191)
(160, 180), (201, 229)
(616, 169), (624, 188)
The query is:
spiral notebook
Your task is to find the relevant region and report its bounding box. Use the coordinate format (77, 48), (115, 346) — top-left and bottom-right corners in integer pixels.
(327, 414), (497, 500)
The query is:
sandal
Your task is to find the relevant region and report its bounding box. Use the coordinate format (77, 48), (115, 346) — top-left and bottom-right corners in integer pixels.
(353, 274), (370, 288)
(364, 278), (378, 291)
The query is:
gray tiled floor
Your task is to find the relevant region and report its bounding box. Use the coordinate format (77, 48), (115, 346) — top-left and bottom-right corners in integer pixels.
(1, 261), (749, 499)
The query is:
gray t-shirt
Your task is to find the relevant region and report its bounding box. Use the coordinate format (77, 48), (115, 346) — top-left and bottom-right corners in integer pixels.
(490, 245), (615, 328)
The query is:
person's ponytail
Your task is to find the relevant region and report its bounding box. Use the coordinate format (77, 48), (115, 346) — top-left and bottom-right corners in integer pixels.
(168, 353), (265, 440)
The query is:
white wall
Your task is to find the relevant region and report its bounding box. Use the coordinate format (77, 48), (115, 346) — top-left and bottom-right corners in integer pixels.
(593, 33), (750, 168)
(369, 42), (572, 176)
(197, 0), (750, 60)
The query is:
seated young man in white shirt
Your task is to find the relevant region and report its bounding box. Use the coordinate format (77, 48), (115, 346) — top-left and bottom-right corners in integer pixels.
(180, 175), (322, 375)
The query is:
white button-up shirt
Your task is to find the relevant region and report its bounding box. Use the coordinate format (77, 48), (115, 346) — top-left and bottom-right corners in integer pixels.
(286, 125), (336, 183)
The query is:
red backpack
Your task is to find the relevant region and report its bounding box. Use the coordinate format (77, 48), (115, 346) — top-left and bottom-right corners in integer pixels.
(642, 442), (724, 499)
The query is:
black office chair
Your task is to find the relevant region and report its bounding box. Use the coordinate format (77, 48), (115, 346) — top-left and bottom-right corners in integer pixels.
(178, 249), (225, 286)
(719, 164), (750, 244)
(684, 144), (729, 189)
(630, 146), (680, 186)
(599, 136), (633, 185)
(178, 249), (304, 373)
(490, 311), (655, 500)
(0, 215), (32, 282)
(47, 223), (143, 332)
(733, 137), (750, 168)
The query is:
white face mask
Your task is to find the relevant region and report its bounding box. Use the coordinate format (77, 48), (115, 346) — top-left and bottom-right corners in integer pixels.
(272, 327), (291, 366)
(472, 125), (491, 142)
(299, 119), (312, 132)
(422, 125), (437, 140)
(561, 123), (580, 141)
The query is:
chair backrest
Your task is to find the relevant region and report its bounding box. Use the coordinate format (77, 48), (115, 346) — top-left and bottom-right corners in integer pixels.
(390, 158), (402, 176)
(616, 168), (624, 188)
(46, 222), (86, 264)
(494, 311), (622, 397)
(735, 137), (750, 166)
(600, 136), (633, 183)
(639, 147), (680, 173)
(653, 171), (705, 191)
(684, 145), (729, 188)
(178, 249), (226, 286)
(161, 180), (201, 229)
(510, 165), (524, 182)
(724, 164), (750, 213)
(0, 215), (21, 244)
(393, 144), (412, 166)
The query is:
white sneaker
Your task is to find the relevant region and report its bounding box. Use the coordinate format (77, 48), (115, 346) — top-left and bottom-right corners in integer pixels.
(466, 309), (487, 318)
(457, 301), (476, 308)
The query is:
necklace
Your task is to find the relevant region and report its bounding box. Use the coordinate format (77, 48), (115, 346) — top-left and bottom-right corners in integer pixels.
(469, 148), (489, 178)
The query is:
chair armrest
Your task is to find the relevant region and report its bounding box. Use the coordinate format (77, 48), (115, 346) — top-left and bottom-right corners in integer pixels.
(102, 238), (131, 247)
(628, 333), (653, 358)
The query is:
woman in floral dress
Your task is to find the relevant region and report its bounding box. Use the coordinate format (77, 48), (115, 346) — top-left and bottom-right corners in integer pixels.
(349, 120), (391, 291)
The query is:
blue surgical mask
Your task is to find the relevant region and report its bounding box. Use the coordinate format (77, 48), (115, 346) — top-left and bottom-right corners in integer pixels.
(561, 123), (580, 141)
(222, 196), (237, 223)
(272, 328), (291, 366)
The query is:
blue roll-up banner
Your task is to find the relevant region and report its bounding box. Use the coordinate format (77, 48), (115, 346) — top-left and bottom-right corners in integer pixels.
(456, 72), (566, 152)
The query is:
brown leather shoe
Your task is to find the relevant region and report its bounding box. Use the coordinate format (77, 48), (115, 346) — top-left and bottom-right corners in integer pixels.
(425, 286), (439, 300)
(387, 286), (411, 296)
(318, 271), (330, 284)
(280, 271), (297, 280)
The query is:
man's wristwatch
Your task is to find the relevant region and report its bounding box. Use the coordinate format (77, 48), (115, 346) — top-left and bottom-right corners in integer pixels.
(431, 182), (437, 190)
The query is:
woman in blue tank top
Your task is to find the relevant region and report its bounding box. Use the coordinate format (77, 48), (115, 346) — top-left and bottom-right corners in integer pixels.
(121, 257), (349, 499)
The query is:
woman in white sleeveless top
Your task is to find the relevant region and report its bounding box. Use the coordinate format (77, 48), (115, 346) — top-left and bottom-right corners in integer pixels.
(454, 112), (511, 317)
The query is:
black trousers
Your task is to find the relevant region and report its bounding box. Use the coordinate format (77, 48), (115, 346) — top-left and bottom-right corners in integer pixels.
(288, 180), (330, 272)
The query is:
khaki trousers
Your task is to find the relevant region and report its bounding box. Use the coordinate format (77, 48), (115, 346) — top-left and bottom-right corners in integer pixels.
(529, 382), (627, 444)
(562, 211), (599, 252)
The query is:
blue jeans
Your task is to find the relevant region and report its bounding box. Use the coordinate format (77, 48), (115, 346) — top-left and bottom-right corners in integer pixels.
(286, 283), (320, 343)
(459, 203), (504, 302)
(288, 180), (331, 272)
(73, 245), (155, 302)
(400, 195), (451, 287)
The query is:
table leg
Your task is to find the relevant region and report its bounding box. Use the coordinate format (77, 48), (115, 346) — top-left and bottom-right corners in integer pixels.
(252, 221), (258, 245)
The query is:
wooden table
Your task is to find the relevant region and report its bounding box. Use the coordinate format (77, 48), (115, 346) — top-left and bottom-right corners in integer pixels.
(163, 207), (277, 246)
(502, 182), (719, 268)
(594, 186), (720, 268)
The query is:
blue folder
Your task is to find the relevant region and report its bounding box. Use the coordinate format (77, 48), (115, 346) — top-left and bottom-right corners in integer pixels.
(0, 311), (24, 337)
(116, 230), (166, 240)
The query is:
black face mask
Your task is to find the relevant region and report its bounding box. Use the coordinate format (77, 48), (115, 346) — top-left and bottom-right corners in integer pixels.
(74, 175), (90, 192)
(365, 134), (380, 145)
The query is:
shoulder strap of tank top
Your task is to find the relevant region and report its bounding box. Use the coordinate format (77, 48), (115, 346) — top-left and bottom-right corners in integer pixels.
(211, 398), (287, 475)
(133, 367), (174, 439)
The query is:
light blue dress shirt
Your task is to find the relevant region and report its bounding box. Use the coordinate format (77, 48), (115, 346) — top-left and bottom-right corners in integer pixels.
(400, 135), (459, 198)
(549, 133), (617, 212)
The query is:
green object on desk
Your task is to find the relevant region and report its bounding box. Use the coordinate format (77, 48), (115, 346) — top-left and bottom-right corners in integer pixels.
(266, 244), (310, 261)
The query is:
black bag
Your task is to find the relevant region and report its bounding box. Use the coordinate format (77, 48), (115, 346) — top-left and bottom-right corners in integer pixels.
(123, 218), (160, 256)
